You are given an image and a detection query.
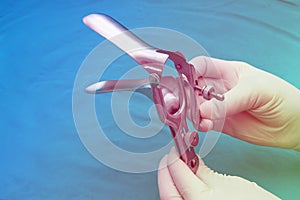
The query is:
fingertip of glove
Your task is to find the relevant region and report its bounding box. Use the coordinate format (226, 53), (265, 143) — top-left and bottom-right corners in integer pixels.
(197, 119), (213, 132)
(158, 155), (169, 171)
(201, 99), (227, 120)
(200, 101), (214, 119)
(167, 148), (183, 169)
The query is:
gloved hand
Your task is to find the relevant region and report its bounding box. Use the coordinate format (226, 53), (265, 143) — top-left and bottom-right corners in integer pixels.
(158, 147), (280, 200)
(189, 56), (300, 150)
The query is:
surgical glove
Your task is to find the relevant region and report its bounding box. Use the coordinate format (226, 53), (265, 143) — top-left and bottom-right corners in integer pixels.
(158, 148), (280, 200)
(189, 56), (300, 150)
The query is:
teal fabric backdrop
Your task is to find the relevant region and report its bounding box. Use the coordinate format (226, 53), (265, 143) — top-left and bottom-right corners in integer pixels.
(1, 0), (300, 199)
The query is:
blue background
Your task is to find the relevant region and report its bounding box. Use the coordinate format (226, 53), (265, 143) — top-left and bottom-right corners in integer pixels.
(1, 0), (300, 199)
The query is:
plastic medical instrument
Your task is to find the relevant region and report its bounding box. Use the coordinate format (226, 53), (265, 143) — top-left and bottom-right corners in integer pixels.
(83, 14), (224, 173)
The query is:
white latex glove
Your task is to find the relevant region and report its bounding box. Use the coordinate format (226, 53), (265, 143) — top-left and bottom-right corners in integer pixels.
(158, 148), (280, 200)
(189, 56), (300, 150)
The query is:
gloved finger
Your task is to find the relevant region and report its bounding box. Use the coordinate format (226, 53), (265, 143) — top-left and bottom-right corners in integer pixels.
(200, 80), (258, 120)
(195, 118), (213, 132)
(189, 56), (236, 79)
(158, 155), (182, 200)
(167, 147), (209, 199)
(221, 112), (276, 146)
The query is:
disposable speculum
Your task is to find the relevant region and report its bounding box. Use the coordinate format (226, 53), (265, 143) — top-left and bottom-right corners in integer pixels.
(83, 14), (224, 173)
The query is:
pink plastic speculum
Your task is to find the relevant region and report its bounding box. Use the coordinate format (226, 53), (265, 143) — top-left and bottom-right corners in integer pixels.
(83, 13), (224, 174)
